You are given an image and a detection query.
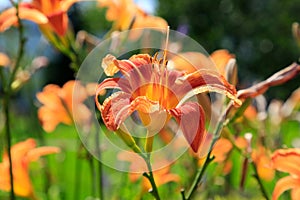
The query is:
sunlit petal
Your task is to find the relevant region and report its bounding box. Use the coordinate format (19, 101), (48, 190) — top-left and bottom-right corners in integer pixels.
(169, 102), (205, 152)
(95, 78), (124, 110)
(211, 138), (233, 162)
(272, 148), (300, 177)
(47, 11), (68, 36)
(0, 139), (60, 197)
(291, 187), (300, 200)
(210, 49), (235, 76)
(26, 147), (61, 162)
(272, 176), (300, 200)
(252, 146), (274, 181)
(169, 51), (215, 74)
(0, 6), (48, 32)
(177, 69), (242, 106)
(101, 91), (157, 131)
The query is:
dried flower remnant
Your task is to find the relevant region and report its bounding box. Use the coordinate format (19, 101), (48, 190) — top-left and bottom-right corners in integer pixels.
(237, 62), (300, 100)
(0, 138), (60, 198)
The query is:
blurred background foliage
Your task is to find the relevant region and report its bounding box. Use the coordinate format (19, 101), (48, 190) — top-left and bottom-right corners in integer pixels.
(1, 0), (299, 100)
(157, 0), (300, 100)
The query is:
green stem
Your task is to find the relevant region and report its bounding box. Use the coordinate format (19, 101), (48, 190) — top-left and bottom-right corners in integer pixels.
(183, 103), (233, 199)
(3, 96), (14, 200)
(8, 1), (26, 87)
(74, 141), (82, 200)
(184, 154), (214, 200)
(3, 1), (26, 200)
(88, 155), (97, 198)
(95, 126), (104, 200)
(142, 155), (161, 200)
(251, 163), (270, 200)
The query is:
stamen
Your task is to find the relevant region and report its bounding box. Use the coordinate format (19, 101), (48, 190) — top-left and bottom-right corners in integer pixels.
(163, 26), (170, 107)
(163, 26), (170, 69)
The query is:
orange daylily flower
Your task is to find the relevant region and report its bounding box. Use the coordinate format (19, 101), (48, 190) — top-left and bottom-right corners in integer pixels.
(0, 138), (60, 198)
(37, 80), (91, 132)
(170, 49), (235, 76)
(271, 148), (300, 200)
(98, 0), (168, 32)
(210, 49), (235, 77)
(0, 0), (79, 36)
(98, 0), (136, 31)
(251, 146), (274, 181)
(95, 53), (241, 152)
(118, 151), (180, 193)
(169, 52), (216, 74)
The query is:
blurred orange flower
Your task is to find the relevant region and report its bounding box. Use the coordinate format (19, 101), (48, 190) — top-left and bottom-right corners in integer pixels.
(98, 0), (167, 32)
(271, 148), (300, 200)
(0, 0), (78, 36)
(0, 52), (10, 67)
(170, 49), (235, 76)
(37, 80), (91, 132)
(251, 146), (274, 181)
(118, 151), (180, 193)
(0, 138), (60, 198)
(210, 137), (247, 174)
(210, 49), (235, 77)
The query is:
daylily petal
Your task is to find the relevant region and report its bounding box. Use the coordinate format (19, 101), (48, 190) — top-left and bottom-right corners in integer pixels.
(238, 62), (300, 99)
(102, 54), (152, 76)
(0, 52), (10, 67)
(252, 146), (274, 181)
(47, 11), (68, 36)
(211, 138), (233, 162)
(98, 92), (129, 130)
(38, 106), (72, 132)
(26, 147), (61, 162)
(130, 10), (168, 40)
(272, 176), (300, 200)
(169, 51), (216, 74)
(272, 148), (300, 177)
(210, 49), (235, 76)
(19, 7), (48, 24)
(291, 187), (300, 200)
(102, 54), (121, 76)
(169, 102), (205, 152)
(36, 84), (61, 107)
(37, 84), (72, 132)
(0, 138), (60, 198)
(0, 7), (48, 32)
(95, 78), (124, 111)
(177, 69), (242, 106)
(2, 139), (36, 163)
(101, 91), (157, 131)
